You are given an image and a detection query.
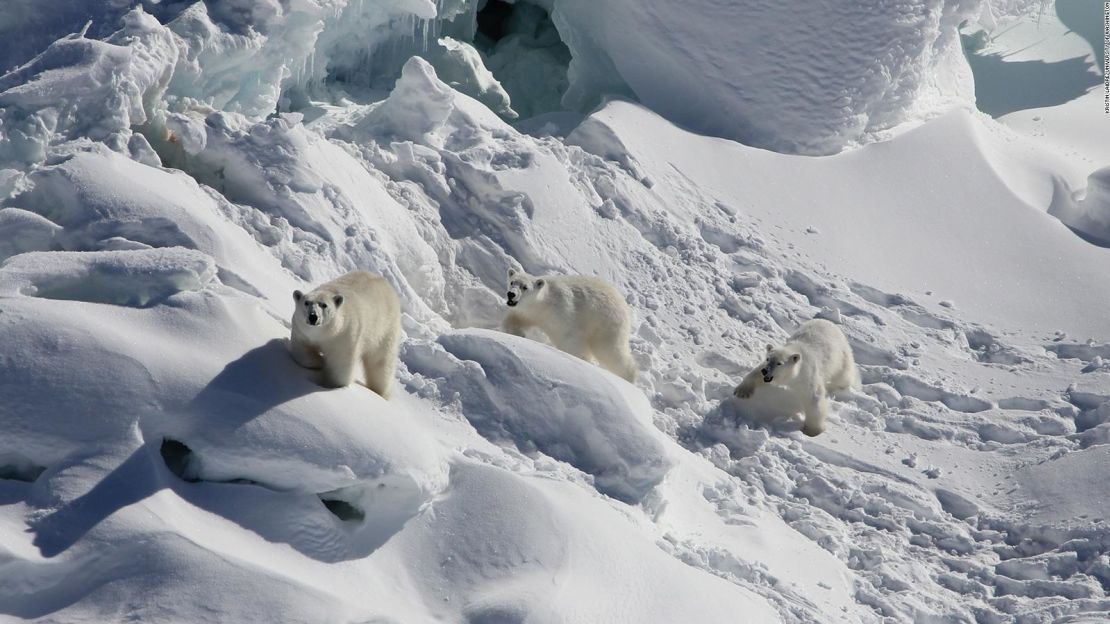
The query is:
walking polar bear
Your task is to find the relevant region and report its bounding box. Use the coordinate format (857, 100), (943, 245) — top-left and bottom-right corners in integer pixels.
(734, 319), (859, 437)
(502, 269), (637, 382)
(290, 271), (401, 398)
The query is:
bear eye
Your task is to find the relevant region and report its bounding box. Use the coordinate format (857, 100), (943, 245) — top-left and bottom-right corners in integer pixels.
(320, 303), (327, 309)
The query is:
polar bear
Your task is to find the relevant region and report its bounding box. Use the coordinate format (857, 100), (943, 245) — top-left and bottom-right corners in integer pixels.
(733, 319), (859, 436)
(290, 271), (401, 398)
(501, 268), (637, 382)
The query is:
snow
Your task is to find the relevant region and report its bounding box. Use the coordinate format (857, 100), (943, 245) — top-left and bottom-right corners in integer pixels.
(408, 328), (673, 503)
(2, 0), (1109, 622)
(554, 0), (981, 154)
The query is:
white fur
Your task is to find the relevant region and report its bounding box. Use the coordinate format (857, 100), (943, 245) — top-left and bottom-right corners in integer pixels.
(733, 319), (859, 436)
(502, 269), (637, 382)
(290, 271), (401, 398)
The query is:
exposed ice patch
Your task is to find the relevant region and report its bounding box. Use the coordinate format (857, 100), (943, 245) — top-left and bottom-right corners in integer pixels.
(0, 8), (176, 166)
(473, 0), (570, 120)
(430, 36), (516, 118)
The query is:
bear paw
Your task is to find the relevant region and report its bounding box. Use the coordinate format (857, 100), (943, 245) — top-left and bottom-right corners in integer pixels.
(734, 383), (755, 399)
(802, 422), (825, 437)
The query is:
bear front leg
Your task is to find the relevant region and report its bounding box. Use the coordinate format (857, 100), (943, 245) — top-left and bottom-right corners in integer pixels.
(320, 354), (357, 388)
(290, 338), (324, 370)
(801, 388), (829, 437)
(501, 313), (530, 337)
(363, 354), (396, 399)
(733, 368), (763, 399)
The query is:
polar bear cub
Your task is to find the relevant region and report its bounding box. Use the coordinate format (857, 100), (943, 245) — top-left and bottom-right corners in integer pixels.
(502, 268), (637, 382)
(734, 319), (859, 436)
(290, 271), (401, 398)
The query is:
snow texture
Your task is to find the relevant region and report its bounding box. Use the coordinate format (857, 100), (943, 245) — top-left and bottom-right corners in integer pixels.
(1, 1), (1109, 623)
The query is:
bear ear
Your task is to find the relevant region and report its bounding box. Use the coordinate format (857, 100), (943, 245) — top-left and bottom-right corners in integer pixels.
(766, 344), (774, 353)
(293, 289), (303, 302)
(534, 278), (545, 290)
(790, 353), (801, 363)
(333, 295), (344, 308)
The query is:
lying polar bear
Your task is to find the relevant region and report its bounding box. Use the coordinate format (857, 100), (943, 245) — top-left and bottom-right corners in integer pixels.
(501, 268), (637, 382)
(290, 271), (401, 397)
(734, 319), (859, 436)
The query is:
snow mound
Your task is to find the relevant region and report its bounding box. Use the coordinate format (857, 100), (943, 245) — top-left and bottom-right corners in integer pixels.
(406, 329), (674, 503)
(0, 207), (61, 260)
(383, 461), (778, 623)
(554, 0), (978, 153)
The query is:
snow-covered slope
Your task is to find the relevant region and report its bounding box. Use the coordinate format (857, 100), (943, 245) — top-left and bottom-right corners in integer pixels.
(2, 1), (1109, 622)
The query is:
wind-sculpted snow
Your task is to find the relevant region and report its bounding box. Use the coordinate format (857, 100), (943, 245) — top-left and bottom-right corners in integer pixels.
(1051, 166), (1110, 247)
(0, 247), (215, 306)
(553, 0), (983, 153)
(1, 0), (1004, 158)
(406, 329), (673, 503)
(2, 3), (1110, 623)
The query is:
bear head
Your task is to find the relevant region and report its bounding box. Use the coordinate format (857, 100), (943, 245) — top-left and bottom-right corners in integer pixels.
(761, 344), (801, 384)
(505, 268), (545, 310)
(293, 288), (344, 334)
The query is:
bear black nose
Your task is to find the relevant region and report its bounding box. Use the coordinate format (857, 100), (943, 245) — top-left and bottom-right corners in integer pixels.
(507, 292), (516, 300)
(761, 368), (768, 376)
(308, 313), (319, 325)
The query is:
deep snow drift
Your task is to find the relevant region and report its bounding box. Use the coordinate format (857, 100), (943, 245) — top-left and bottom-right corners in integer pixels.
(2, 0), (1109, 622)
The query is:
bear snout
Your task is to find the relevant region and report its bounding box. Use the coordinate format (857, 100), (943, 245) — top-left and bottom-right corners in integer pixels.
(308, 313), (320, 325)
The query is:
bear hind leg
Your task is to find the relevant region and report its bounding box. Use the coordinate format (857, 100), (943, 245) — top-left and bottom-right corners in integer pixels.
(550, 333), (594, 364)
(828, 358), (861, 393)
(593, 341), (637, 382)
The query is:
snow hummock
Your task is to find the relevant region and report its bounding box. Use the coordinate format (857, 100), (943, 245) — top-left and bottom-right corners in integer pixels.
(408, 328), (674, 503)
(2, 1), (1110, 622)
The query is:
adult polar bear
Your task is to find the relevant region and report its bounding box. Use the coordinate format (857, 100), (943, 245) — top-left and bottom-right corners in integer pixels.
(290, 271), (401, 397)
(734, 319), (859, 436)
(502, 269), (637, 382)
